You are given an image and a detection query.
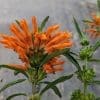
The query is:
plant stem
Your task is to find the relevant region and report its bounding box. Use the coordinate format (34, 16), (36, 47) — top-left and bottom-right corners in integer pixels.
(83, 82), (87, 99)
(83, 57), (88, 99)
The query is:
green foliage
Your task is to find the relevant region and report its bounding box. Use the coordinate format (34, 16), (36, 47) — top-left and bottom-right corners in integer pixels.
(96, 97), (100, 100)
(41, 81), (62, 98)
(6, 93), (27, 100)
(39, 16), (49, 32)
(79, 46), (93, 60)
(97, 0), (100, 12)
(92, 40), (100, 51)
(0, 79), (26, 93)
(40, 74), (73, 96)
(76, 67), (95, 84)
(71, 89), (96, 100)
(64, 52), (81, 71)
(73, 17), (89, 46)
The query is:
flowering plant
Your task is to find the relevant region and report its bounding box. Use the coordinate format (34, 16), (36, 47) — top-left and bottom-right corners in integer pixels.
(0, 0), (100, 100)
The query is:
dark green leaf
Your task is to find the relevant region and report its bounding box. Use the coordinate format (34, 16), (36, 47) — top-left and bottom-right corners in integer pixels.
(6, 93), (27, 100)
(89, 59), (100, 62)
(96, 97), (100, 100)
(91, 80), (100, 85)
(42, 81), (62, 98)
(0, 65), (28, 78)
(39, 48), (69, 67)
(14, 71), (20, 75)
(40, 74), (73, 95)
(73, 17), (83, 38)
(97, 0), (100, 12)
(64, 53), (81, 71)
(0, 79), (26, 93)
(15, 20), (20, 26)
(92, 40), (100, 51)
(39, 16), (49, 32)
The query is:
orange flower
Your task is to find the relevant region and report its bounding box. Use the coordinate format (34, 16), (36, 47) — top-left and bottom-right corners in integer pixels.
(0, 16), (73, 73)
(45, 31), (73, 53)
(86, 14), (100, 38)
(43, 57), (64, 73)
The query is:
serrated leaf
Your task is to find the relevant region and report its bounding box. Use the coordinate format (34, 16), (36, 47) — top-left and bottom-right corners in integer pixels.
(42, 81), (62, 98)
(0, 79), (26, 93)
(6, 93), (27, 100)
(39, 48), (69, 67)
(39, 16), (49, 32)
(0, 65), (28, 77)
(40, 74), (73, 95)
(64, 53), (81, 71)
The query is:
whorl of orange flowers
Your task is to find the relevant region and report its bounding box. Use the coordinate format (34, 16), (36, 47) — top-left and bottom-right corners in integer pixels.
(0, 16), (73, 73)
(86, 14), (100, 38)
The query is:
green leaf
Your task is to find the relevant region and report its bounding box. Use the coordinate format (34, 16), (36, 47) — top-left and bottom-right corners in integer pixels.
(64, 53), (81, 71)
(92, 40), (100, 51)
(0, 65), (28, 78)
(15, 20), (20, 26)
(73, 17), (83, 38)
(0, 79), (26, 93)
(42, 81), (62, 98)
(39, 16), (49, 32)
(39, 48), (69, 67)
(91, 80), (100, 85)
(6, 93), (27, 100)
(82, 19), (92, 23)
(89, 58), (100, 62)
(97, 0), (100, 12)
(96, 97), (100, 100)
(40, 74), (73, 95)
(14, 71), (20, 75)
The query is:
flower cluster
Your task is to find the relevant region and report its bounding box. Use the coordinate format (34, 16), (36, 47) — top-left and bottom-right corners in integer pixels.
(0, 16), (72, 73)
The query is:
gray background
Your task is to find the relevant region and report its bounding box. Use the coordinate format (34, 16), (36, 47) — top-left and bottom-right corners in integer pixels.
(0, 0), (99, 100)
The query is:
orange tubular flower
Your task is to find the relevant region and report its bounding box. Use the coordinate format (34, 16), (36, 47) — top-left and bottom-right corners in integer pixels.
(43, 57), (64, 74)
(86, 14), (100, 38)
(0, 16), (73, 73)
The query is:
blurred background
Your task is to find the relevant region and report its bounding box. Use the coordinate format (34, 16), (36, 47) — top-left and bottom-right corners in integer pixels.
(0, 0), (99, 100)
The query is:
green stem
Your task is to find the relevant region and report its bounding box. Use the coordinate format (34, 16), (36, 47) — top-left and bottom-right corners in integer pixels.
(83, 57), (88, 99)
(83, 82), (87, 99)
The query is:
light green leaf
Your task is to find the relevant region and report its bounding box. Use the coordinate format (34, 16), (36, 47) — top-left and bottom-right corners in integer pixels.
(6, 93), (27, 100)
(42, 81), (62, 98)
(39, 16), (49, 32)
(39, 48), (69, 67)
(0, 79), (26, 93)
(40, 74), (73, 95)
(82, 19), (92, 23)
(64, 53), (81, 71)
